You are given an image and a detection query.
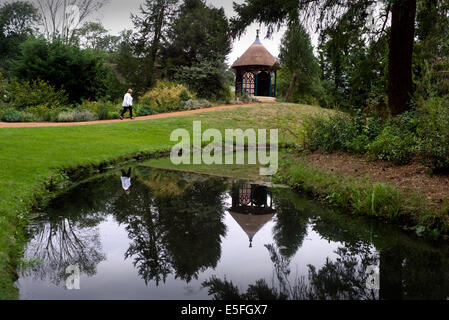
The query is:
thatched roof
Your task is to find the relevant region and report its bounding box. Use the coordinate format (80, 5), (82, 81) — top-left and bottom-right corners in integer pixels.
(232, 33), (277, 68)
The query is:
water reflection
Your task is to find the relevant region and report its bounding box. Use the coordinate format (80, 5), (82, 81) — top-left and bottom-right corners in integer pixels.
(19, 167), (449, 300)
(229, 182), (276, 248)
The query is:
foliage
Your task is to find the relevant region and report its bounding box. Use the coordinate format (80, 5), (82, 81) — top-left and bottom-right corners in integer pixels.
(278, 23), (322, 103)
(139, 80), (194, 112)
(96, 103), (110, 120)
(0, 1), (39, 74)
(368, 125), (417, 165)
(1, 108), (21, 122)
(57, 111), (75, 122)
(416, 96), (449, 172)
(72, 22), (120, 52)
(302, 111), (383, 154)
(11, 37), (110, 103)
(130, 0), (179, 91)
(136, 104), (155, 116)
(7, 79), (69, 110)
(163, 0), (231, 71)
(174, 57), (231, 100)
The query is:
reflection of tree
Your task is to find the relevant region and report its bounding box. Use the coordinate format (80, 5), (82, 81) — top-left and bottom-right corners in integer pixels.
(156, 178), (228, 282)
(306, 245), (378, 300)
(271, 193), (309, 258)
(23, 218), (105, 286)
(203, 242), (379, 300)
(112, 169), (228, 285)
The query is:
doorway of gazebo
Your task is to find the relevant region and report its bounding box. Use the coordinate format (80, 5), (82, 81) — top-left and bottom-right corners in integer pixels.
(256, 71), (270, 97)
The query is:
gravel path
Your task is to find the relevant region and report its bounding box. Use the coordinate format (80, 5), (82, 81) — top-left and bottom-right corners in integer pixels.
(0, 102), (259, 128)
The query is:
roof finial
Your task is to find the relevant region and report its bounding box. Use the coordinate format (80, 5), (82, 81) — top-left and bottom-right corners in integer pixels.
(254, 29), (261, 44)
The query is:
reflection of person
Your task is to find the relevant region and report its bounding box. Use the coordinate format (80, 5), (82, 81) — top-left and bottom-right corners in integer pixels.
(120, 89), (134, 120)
(121, 168), (132, 195)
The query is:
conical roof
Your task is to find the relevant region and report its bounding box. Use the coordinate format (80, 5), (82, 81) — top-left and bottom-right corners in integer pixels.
(229, 211), (276, 247)
(232, 31), (277, 68)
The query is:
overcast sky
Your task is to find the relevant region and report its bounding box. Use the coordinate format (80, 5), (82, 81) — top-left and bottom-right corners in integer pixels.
(93, 0), (288, 66)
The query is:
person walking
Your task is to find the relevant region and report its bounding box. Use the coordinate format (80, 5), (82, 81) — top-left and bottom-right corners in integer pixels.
(120, 89), (134, 120)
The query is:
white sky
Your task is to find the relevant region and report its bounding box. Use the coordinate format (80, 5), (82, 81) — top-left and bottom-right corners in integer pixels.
(93, 0), (289, 66)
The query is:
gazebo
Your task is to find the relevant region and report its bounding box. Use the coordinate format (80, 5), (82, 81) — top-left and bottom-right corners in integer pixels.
(229, 182), (276, 248)
(232, 30), (279, 98)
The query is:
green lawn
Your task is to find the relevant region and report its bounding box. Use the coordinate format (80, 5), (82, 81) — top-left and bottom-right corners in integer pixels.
(0, 102), (325, 299)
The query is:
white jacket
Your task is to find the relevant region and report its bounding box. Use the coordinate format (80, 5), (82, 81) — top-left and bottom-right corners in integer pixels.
(122, 93), (133, 107)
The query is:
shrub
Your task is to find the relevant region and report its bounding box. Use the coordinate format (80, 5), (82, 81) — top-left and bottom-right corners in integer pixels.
(136, 105), (155, 116)
(174, 58), (230, 100)
(57, 111), (75, 122)
(302, 114), (356, 152)
(8, 79), (69, 110)
(417, 96), (449, 171)
(12, 38), (110, 102)
(108, 111), (120, 119)
(368, 126), (417, 164)
(96, 103), (110, 120)
(1, 109), (21, 122)
(139, 80), (194, 112)
(20, 112), (36, 122)
(73, 110), (96, 122)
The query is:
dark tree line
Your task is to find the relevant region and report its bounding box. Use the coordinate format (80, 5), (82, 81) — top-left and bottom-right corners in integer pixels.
(230, 0), (449, 115)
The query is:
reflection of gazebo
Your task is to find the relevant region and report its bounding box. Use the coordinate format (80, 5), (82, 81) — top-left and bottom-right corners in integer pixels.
(229, 183), (276, 248)
(232, 30), (279, 98)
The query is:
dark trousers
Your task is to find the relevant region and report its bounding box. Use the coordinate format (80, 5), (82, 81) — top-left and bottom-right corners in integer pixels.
(120, 106), (133, 118)
(121, 168), (131, 178)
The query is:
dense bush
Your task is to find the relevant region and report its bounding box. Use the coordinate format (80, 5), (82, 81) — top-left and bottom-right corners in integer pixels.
(73, 110), (96, 122)
(368, 126), (417, 164)
(174, 58), (232, 101)
(11, 38), (110, 103)
(301, 98), (449, 172)
(183, 99), (212, 110)
(7, 79), (69, 109)
(416, 96), (449, 171)
(139, 80), (194, 112)
(302, 111), (382, 153)
(1, 108), (21, 122)
(57, 111), (75, 122)
(95, 103), (110, 120)
(136, 104), (155, 116)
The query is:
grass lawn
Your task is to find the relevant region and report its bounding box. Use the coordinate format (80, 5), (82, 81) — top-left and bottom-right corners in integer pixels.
(0, 102), (325, 299)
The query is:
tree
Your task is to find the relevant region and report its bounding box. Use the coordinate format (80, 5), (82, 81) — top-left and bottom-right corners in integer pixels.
(163, 0), (231, 69)
(11, 37), (111, 102)
(0, 1), (40, 74)
(72, 21), (120, 52)
(163, 0), (232, 99)
(33, 0), (108, 43)
(387, 0), (417, 115)
(279, 23), (320, 102)
(230, 0), (419, 115)
(131, 0), (179, 90)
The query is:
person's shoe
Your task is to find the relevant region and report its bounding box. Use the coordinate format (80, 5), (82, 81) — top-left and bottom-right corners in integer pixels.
(120, 116), (123, 120)
(130, 117), (135, 120)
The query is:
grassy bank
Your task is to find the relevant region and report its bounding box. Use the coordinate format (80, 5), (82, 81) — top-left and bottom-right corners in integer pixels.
(274, 153), (449, 239)
(0, 102), (320, 299)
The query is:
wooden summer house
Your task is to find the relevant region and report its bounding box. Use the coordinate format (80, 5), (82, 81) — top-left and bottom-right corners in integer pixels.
(232, 30), (279, 98)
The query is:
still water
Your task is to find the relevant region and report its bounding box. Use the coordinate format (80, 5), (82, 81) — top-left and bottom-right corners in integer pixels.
(17, 166), (449, 300)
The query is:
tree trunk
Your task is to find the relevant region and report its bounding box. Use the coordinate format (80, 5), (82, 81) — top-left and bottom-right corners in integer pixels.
(387, 0), (417, 116)
(285, 72), (298, 102)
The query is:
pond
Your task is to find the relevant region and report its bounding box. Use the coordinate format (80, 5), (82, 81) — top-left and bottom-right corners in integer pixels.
(17, 166), (449, 300)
